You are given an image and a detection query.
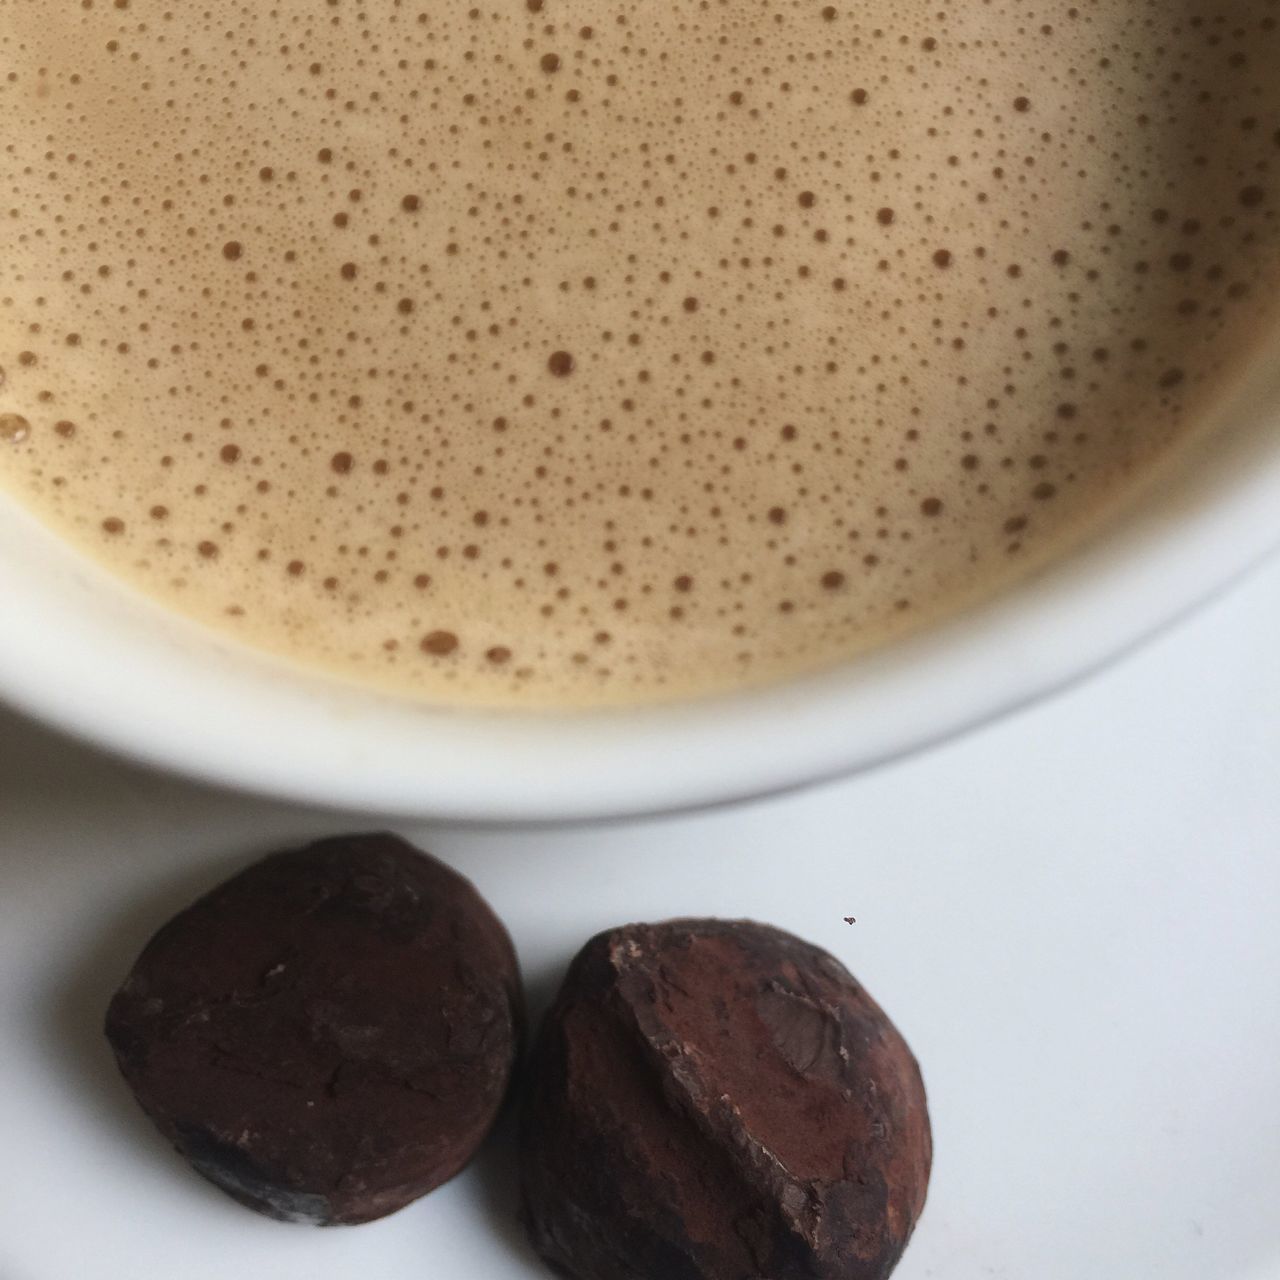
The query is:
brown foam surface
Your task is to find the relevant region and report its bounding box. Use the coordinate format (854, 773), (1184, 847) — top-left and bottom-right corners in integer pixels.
(1, 0), (1278, 706)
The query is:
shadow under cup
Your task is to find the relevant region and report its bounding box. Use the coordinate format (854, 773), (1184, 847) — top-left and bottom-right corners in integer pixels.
(0, 326), (1278, 822)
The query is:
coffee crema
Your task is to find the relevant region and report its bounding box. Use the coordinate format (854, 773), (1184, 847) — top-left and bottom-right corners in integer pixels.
(1, 0), (1277, 706)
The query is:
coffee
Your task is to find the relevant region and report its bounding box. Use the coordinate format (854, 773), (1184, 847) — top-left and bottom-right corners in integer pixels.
(1, 0), (1277, 706)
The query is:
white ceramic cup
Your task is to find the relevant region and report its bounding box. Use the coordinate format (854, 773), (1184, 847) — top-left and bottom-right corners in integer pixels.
(1, 338), (1277, 822)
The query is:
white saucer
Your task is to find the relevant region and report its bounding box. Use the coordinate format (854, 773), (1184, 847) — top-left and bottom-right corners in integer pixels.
(2, 556), (1279, 1280)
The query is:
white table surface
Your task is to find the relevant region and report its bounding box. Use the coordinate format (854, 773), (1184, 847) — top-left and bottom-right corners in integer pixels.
(2, 556), (1279, 1280)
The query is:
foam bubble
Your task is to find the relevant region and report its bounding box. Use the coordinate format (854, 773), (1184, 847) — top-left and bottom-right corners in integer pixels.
(0, 413), (31, 445)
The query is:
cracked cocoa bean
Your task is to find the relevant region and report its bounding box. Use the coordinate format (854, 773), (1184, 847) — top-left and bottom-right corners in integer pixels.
(519, 919), (930, 1280)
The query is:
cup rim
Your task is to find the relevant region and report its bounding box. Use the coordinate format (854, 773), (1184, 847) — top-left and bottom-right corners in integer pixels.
(1, 354), (1278, 822)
